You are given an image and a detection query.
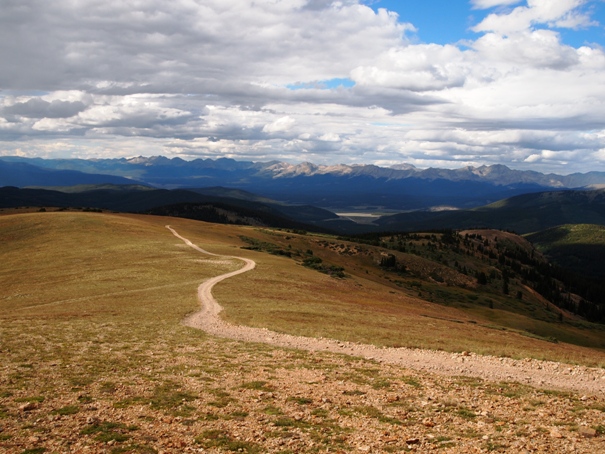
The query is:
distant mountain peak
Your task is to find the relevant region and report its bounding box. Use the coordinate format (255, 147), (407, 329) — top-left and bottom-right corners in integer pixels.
(390, 163), (417, 171)
(126, 156), (175, 166)
(2, 156), (605, 213)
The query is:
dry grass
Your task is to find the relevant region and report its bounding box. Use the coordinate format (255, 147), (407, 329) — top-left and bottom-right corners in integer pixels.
(214, 229), (605, 365)
(1, 212), (605, 453)
(3, 212), (604, 364)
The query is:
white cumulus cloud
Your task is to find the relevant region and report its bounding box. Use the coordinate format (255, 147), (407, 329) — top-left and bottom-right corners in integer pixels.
(0, 0), (604, 173)
(262, 116), (296, 133)
(473, 0), (595, 35)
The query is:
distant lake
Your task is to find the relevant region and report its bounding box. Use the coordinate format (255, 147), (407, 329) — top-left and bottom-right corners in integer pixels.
(336, 212), (381, 218)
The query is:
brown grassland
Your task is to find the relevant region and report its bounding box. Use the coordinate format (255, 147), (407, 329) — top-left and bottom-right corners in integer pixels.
(1, 210), (604, 453)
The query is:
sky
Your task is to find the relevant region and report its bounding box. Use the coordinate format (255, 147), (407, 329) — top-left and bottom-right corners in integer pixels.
(2, 0), (605, 174)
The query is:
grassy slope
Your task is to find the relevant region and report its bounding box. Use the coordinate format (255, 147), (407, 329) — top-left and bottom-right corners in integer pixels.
(2, 211), (604, 363)
(216, 228), (605, 363)
(526, 224), (605, 278)
(375, 188), (605, 234)
(2, 212), (605, 453)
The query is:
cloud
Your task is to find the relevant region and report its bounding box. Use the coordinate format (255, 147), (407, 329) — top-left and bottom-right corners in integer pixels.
(351, 44), (469, 91)
(472, 0), (596, 35)
(262, 116), (296, 133)
(472, 29), (580, 69)
(0, 0), (409, 91)
(471, 0), (524, 9)
(318, 133), (341, 142)
(3, 98), (87, 119)
(0, 0), (604, 173)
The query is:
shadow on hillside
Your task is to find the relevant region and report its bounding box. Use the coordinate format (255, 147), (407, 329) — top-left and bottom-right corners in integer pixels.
(545, 244), (605, 278)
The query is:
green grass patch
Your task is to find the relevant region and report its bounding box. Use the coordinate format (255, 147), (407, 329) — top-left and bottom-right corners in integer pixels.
(342, 390), (366, 396)
(208, 390), (236, 408)
(457, 407), (477, 419)
(286, 396), (313, 405)
(110, 445), (157, 454)
(14, 396), (44, 403)
(263, 405), (283, 416)
(353, 406), (402, 425)
(113, 396), (147, 409)
(273, 417), (310, 428)
(52, 405), (79, 416)
(371, 379), (392, 390)
(195, 429), (261, 453)
(21, 449), (46, 454)
(311, 408), (329, 418)
(80, 421), (134, 443)
(149, 383), (197, 410)
(228, 410), (249, 420)
(401, 377), (422, 389)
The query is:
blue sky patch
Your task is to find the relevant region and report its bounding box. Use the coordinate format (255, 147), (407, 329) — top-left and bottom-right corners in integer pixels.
(364, 0), (605, 47)
(287, 78), (356, 90)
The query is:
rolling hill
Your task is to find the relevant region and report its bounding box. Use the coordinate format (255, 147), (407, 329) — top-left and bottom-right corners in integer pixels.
(0, 185), (352, 233)
(526, 224), (605, 279)
(375, 188), (605, 234)
(0, 159), (142, 187)
(2, 211), (603, 352)
(8, 183), (605, 240)
(2, 211), (605, 453)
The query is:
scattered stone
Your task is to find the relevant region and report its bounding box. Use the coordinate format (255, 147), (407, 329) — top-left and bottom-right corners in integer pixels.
(550, 429), (564, 439)
(578, 427), (597, 438)
(19, 402), (37, 412)
(2, 227), (605, 454)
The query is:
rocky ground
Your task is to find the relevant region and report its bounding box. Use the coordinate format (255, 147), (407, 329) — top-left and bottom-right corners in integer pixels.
(1, 334), (605, 454)
(1, 227), (604, 453)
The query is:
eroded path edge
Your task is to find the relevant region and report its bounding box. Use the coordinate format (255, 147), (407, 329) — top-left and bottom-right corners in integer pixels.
(167, 226), (605, 395)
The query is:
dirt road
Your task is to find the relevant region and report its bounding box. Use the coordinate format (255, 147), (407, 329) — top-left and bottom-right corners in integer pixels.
(167, 226), (605, 395)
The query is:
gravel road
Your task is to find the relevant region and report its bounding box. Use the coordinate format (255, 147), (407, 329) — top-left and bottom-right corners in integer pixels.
(167, 226), (605, 396)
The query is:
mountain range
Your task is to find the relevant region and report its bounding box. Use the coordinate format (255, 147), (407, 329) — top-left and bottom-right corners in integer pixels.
(3, 156), (605, 211)
(375, 188), (605, 234)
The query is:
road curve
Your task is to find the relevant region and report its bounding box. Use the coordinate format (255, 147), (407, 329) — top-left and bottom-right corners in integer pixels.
(166, 225), (255, 324)
(166, 226), (605, 395)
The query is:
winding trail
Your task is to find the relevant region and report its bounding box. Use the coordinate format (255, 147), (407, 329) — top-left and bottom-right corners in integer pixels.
(167, 226), (605, 395)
